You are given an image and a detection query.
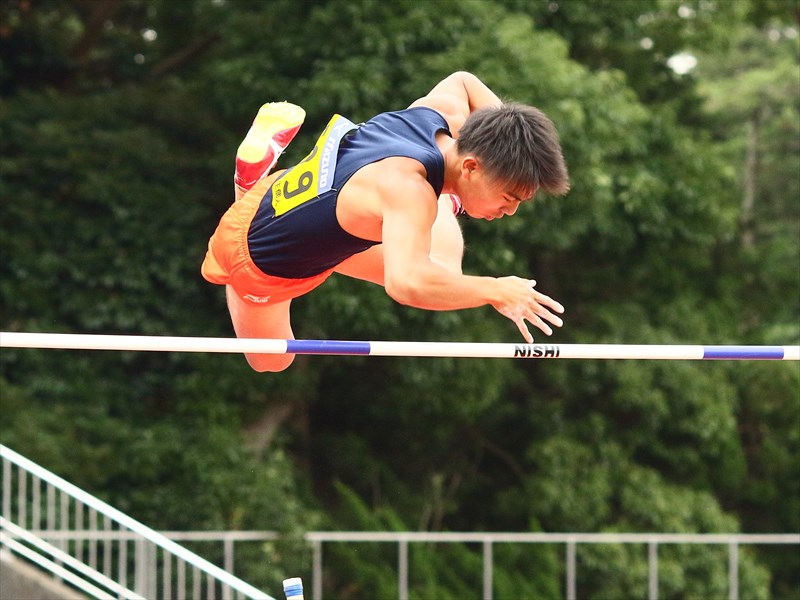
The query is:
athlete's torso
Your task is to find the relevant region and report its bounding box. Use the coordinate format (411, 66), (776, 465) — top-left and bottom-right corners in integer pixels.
(247, 107), (451, 279)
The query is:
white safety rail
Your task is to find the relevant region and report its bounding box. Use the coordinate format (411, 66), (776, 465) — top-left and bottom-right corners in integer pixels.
(0, 445), (275, 600)
(302, 531), (800, 600)
(32, 529), (800, 600)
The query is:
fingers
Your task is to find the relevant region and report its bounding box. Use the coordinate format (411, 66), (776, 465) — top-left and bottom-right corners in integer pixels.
(532, 304), (563, 330)
(526, 311), (553, 337)
(523, 290), (565, 339)
(515, 317), (534, 343)
(496, 277), (566, 342)
(512, 304), (560, 342)
(531, 286), (565, 314)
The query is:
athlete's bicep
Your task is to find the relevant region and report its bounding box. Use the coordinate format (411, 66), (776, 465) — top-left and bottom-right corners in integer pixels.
(411, 72), (470, 109)
(410, 71), (502, 135)
(379, 177), (439, 298)
(409, 73), (471, 134)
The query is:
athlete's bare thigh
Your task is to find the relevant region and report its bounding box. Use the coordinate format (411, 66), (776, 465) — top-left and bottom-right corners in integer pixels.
(226, 285), (296, 372)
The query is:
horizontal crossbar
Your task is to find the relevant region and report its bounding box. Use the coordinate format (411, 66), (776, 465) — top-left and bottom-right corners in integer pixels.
(1, 332), (798, 360)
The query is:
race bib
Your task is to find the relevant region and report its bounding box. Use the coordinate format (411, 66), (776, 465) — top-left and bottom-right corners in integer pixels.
(271, 114), (358, 217)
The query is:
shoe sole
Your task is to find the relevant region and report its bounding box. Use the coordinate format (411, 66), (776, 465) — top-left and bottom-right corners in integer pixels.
(237, 102), (306, 163)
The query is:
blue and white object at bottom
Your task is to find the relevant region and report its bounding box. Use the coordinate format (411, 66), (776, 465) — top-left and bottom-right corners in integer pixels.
(283, 577), (304, 600)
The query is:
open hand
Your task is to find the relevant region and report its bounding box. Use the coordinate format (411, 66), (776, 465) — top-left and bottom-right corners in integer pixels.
(492, 278), (564, 343)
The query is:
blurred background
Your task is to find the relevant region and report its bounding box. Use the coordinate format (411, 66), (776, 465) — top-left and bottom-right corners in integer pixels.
(1, 0), (798, 597)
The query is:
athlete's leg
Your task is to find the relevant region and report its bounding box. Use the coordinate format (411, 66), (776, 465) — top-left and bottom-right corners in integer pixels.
(334, 195), (464, 284)
(428, 195), (464, 273)
(333, 245), (385, 285)
(226, 285), (296, 372)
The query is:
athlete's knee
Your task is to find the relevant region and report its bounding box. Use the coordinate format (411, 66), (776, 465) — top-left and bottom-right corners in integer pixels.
(245, 352), (296, 373)
(430, 225), (464, 267)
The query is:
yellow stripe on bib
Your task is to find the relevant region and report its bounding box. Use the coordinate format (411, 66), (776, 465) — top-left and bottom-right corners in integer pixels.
(271, 114), (358, 217)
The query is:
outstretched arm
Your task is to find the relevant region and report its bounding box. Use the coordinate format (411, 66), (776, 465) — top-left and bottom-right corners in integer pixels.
(379, 164), (563, 342)
(410, 71), (502, 135)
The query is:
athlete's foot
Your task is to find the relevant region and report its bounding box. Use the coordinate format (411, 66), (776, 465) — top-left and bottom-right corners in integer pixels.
(234, 101), (305, 195)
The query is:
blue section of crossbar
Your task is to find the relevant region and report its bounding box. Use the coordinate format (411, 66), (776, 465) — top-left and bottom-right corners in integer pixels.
(286, 340), (371, 355)
(703, 346), (784, 360)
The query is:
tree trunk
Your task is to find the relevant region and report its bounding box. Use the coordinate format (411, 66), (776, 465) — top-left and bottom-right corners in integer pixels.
(741, 110), (760, 249)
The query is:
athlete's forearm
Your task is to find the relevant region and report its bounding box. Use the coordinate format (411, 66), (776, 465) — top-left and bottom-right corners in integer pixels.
(454, 71), (503, 112)
(425, 71), (503, 114)
(385, 253), (566, 343)
(385, 261), (498, 311)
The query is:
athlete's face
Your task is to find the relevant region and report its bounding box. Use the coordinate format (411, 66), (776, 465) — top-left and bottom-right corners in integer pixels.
(456, 158), (534, 220)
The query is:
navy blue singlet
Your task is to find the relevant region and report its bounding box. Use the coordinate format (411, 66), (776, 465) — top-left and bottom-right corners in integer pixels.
(247, 107), (451, 279)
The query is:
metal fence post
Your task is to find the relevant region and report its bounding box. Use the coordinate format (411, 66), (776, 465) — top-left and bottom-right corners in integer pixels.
(223, 536), (235, 600)
(482, 539), (493, 600)
(151, 541), (160, 599)
(135, 537), (146, 597)
(32, 474), (41, 532)
(566, 540), (576, 600)
(2, 458), (10, 523)
(224, 536), (235, 573)
(648, 541), (658, 600)
(312, 539), (322, 600)
(164, 552), (172, 600)
(398, 538), (408, 600)
(728, 542), (739, 600)
(18, 462), (27, 528)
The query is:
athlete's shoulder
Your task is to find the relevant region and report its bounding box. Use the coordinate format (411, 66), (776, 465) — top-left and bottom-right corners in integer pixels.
(365, 106), (449, 128)
(408, 96), (465, 136)
(374, 156), (436, 197)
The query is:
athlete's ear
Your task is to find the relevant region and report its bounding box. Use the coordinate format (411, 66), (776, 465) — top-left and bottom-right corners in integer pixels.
(460, 156), (479, 178)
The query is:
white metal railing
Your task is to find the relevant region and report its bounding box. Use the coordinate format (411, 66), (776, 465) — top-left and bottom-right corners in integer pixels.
(3, 443), (797, 600)
(1, 517), (144, 599)
(30, 529), (800, 600)
(0, 444), (275, 600)
(302, 531), (800, 600)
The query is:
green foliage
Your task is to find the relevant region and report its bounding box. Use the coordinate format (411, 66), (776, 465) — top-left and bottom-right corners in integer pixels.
(322, 482), (562, 600)
(1, 0), (798, 598)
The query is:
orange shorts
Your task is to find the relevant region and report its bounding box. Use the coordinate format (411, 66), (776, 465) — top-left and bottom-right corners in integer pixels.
(201, 172), (335, 305)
